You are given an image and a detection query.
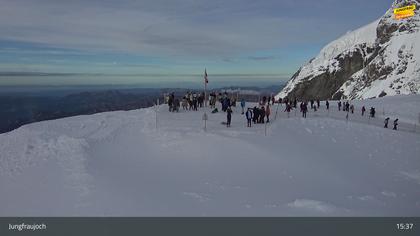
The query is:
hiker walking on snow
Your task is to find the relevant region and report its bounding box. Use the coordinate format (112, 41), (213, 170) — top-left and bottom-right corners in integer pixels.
(393, 119), (398, 130)
(240, 99), (246, 114)
(350, 104), (354, 114)
(316, 99), (320, 109)
(246, 108), (253, 127)
(338, 101), (342, 111)
(384, 117), (390, 128)
(362, 106), (366, 116)
(326, 100), (330, 110)
(226, 106), (232, 127)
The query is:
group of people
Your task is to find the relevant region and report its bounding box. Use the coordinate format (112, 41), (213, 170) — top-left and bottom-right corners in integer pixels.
(223, 96), (274, 128)
(166, 92), (402, 131)
(243, 104), (271, 127)
(166, 93), (180, 112)
(165, 91), (206, 112)
(338, 101), (355, 113)
(384, 117), (399, 130)
(181, 92), (206, 111)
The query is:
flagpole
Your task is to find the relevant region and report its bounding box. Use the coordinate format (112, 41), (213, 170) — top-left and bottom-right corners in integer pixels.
(204, 69), (208, 108)
(205, 79), (207, 108)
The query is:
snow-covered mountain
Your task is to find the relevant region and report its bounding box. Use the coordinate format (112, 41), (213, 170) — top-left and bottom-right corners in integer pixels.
(277, 0), (420, 100)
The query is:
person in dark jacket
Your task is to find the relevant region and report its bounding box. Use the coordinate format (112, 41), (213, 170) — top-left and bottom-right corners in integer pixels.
(370, 107), (376, 118)
(253, 106), (258, 124)
(326, 100), (330, 110)
(338, 101), (342, 111)
(302, 102), (308, 118)
(245, 108), (253, 127)
(384, 117), (390, 128)
(260, 106), (266, 123)
(362, 106), (366, 116)
(393, 118), (398, 130)
(226, 106), (232, 127)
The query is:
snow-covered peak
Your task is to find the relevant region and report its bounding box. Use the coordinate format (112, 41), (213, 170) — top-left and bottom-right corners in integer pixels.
(315, 19), (379, 67)
(277, 0), (420, 100)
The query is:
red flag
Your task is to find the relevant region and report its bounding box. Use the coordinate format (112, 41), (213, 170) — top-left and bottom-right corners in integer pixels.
(204, 69), (208, 84)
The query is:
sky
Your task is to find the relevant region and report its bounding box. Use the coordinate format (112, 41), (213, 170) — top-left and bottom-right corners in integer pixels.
(0, 0), (392, 85)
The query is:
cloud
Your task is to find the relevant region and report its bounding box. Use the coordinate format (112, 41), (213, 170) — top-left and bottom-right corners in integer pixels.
(0, 0), (373, 58)
(287, 199), (337, 213)
(248, 56), (276, 61)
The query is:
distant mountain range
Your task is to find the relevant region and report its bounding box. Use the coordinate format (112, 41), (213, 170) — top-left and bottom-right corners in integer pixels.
(0, 85), (283, 133)
(277, 0), (420, 100)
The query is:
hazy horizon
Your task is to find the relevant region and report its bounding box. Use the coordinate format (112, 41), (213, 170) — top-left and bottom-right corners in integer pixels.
(0, 73), (288, 89)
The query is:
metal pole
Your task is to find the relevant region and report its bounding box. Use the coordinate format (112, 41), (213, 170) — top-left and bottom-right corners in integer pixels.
(204, 79), (207, 108)
(265, 122), (267, 136)
(274, 100), (280, 121)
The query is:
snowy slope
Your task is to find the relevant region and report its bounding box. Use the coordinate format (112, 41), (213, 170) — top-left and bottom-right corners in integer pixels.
(277, 0), (420, 100)
(277, 19), (379, 99)
(1, 95), (419, 216)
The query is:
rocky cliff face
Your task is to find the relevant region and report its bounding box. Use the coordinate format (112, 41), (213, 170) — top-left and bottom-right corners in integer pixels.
(277, 0), (420, 100)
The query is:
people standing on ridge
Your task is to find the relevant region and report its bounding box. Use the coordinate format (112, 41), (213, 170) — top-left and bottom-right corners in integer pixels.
(226, 106), (232, 127)
(253, 106), (258, 124)
(301, 102), (308, 118)
(172, 97), (179, 112)
(370, 107), (376, 118)
(326, 100), (330, 110)
(240, 99), (246, 114)
(285, 103), (292, 115)
(345, 101), (350, 112)
(260, 105), (266, 123)
(384, 117), (390, 128)
(362, 106), (366, 116)
(393, 118), (398, 130)
(338, 101), (342, 111)
(168, 93), (174, 112)
(262, 96), (267, 105)
(266, 104), (271, 123)
(246, 108), (253, 127)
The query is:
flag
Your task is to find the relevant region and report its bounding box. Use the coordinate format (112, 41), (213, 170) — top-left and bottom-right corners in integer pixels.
(204, 69), (208, 84)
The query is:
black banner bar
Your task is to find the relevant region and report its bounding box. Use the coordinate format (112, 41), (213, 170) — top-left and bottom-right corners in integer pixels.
(1, 217), (419, 236)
